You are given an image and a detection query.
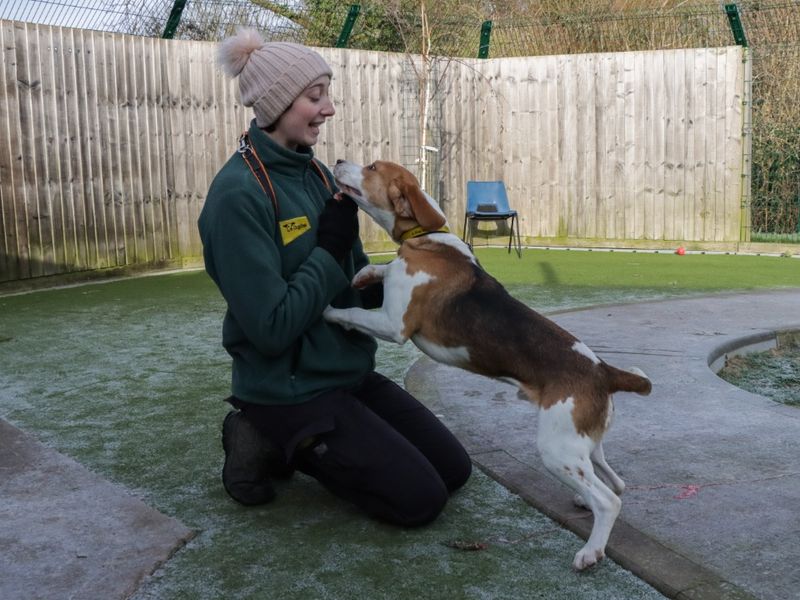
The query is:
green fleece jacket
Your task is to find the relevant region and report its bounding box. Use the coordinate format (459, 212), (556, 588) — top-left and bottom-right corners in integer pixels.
(198, 120), (376, 405)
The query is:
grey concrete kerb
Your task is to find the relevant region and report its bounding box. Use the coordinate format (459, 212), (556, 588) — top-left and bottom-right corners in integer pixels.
(406, 289), (800, 600)
(0, 419), (194, 600)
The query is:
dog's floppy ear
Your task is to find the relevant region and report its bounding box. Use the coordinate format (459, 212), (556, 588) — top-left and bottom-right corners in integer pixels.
(389, 177), (446, 231)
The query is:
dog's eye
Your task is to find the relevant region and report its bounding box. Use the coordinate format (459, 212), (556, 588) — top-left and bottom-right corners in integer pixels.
(367, 163), (377, 171)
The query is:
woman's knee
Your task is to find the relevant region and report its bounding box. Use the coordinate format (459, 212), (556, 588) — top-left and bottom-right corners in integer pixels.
(387, 475), (449, 527)
(446, 454), (472, 493)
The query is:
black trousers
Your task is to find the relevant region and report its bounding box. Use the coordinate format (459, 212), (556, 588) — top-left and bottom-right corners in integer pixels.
(234, 372), (472, 527)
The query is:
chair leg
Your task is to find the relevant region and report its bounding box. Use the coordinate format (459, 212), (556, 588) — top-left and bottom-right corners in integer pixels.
(511, 215), (522, 258)
(463, 216), (474, 251)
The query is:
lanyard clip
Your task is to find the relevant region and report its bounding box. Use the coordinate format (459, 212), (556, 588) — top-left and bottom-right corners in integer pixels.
(237, 133), (251, 155)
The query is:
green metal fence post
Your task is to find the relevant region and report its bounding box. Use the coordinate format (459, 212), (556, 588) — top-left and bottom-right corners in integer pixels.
(725, 4), (748, 47)
(725, 4), (752, 241)
(336, 5), (361, 48)
(478, 20), (492, 58)
(162, 0), (188, 39)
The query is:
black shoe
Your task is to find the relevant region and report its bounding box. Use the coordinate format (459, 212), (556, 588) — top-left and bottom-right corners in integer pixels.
(221, 410), (285, 505)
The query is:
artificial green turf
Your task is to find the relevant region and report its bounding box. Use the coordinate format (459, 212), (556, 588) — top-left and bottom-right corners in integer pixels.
(477, 247), (799, 290)
(476, 247), (800, 314)
(0, 249), (797, 599)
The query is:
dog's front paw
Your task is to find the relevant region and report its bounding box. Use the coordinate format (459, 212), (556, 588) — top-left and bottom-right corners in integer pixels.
(352, 264), (387, 289)
(352, 269), (379, 290)
(322, 305), (339, 322)
(572, 546), (604, 571)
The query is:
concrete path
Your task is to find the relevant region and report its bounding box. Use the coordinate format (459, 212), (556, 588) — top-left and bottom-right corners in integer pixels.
(406, 289), (800, 600)
(0, 419), (194, 599)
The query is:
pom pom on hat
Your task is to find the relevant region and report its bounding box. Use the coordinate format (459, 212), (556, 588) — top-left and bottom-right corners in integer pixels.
(218, 27), (264, 77)
(217, 28), (333, 128)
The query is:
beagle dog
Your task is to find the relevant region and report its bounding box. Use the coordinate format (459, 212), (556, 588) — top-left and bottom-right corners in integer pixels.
(325, 159), (652, 571)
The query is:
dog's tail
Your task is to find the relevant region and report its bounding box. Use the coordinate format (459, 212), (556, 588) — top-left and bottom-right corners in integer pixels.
(605, 365), (652, 396)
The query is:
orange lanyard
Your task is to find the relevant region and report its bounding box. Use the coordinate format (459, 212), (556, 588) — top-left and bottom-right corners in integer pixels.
(237, 132), (331, 222)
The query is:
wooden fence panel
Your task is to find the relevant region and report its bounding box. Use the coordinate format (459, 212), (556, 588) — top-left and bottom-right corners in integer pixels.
(437, 46), (745, 248)
(0, 22), (746, 283)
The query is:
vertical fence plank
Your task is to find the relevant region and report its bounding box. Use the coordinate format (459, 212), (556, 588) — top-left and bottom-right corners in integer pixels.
(558, 53), (577, 238)
(26, 23), (51, 276)
(629, 50), (645, 240)
(103, 30), (123, 265)
(166, 39), (189, 259)
(543, 55), (559, 237)
(616, 51), (632, 239)
(117, 33), (136, 264)
(142, 35), (166, 262)
(700, 48), (716, 241)
(317, 47), (340, 167)
(0, 22), (12, 279)
(75, 28), (103, 269)
(722, 46), (742, 242)
(98, 30), (121, 266)
(64, 26), (92, 270)
(509, 60), (521, 227)
(0, 21), (23, 281)
(667, 48), (686, 241)
(338, 49), (357, 165)
(642, 50), (657, 240)
(13, 22), (36, 278)
(579, 53), (597, 238)
(159, 39), (179, 261)
(596, 52), (615, 240)
(692, 48), (708, 241)
(37, 25), (62, 274)
(188, 42), (209, 258)
(57, 26), (79, 269)
(653, 50), (666, 240)
(363, 50), (388, 238)
(525, 57), (541, 237)
(127, 34), (149, 263)
(354, 49), (371, 167)
(439, 52), (463, 230)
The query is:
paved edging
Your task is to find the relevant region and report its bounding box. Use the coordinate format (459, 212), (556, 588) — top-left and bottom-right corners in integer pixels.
(473, 449), (758, 600)
(0, 419), (195, 600)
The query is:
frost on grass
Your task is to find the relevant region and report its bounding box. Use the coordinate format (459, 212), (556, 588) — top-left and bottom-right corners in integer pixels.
(718, 340), (800, 407)
(0, 272), (668, 600)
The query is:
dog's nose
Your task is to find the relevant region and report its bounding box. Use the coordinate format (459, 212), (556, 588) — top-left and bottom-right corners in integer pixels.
(336, 159), (345, 164)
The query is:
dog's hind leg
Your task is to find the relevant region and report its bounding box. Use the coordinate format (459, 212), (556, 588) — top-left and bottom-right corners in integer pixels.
(572, 442), (624, 509)
(537, 401), (621, 571)
(590, 442), (625, 495)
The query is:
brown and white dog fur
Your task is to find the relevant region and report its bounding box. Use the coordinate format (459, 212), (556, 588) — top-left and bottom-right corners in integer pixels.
(325, 159), (652, 571)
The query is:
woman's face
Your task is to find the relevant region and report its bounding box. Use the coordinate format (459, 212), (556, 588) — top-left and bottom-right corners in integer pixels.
(268, 75), (335, 150)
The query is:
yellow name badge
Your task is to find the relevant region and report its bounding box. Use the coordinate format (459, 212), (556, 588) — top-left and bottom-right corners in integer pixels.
(279, 216), (311, 245)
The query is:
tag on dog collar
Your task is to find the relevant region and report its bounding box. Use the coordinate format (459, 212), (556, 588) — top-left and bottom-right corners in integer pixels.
(279, 216), (310, 245)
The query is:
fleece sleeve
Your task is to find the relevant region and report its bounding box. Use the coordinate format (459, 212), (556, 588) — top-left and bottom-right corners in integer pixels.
(201, 188), (350, 357)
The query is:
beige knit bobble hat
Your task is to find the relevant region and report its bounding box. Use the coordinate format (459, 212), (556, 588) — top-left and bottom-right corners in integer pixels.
(218, 28), (333, 128)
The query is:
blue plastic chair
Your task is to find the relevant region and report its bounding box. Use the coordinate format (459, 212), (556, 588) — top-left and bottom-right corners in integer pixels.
(462, 181), (522, 257)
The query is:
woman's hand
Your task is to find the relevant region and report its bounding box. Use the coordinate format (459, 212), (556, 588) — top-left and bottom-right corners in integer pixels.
(316, 194), (359, 263)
